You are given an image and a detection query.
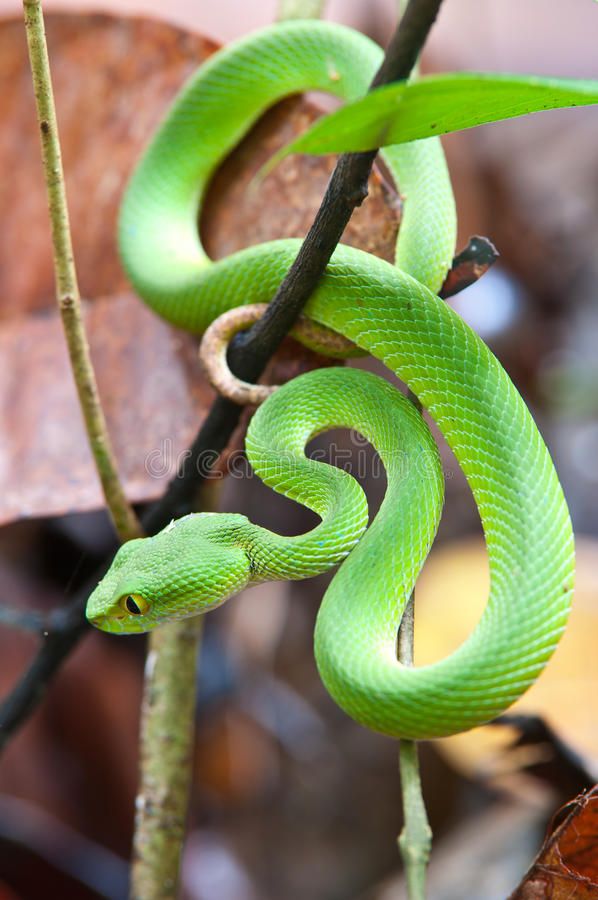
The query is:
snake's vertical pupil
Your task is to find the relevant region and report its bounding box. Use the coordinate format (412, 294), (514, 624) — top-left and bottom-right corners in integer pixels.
(126, 595), (142, 615)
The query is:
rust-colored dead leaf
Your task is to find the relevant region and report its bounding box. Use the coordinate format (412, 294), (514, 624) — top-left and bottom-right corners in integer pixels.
(203, 94), (400, 263)
(510, 786), (598, 898)
(0, 13), (400, 526)
(439, 235), (499, 299)
(0, 15), (220, 313)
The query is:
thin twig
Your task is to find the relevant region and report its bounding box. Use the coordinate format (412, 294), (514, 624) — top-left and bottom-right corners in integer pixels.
(398, 738), (432, 900)
(1, 0), (141, 746)
(130, 482), (218, 900)
(0, 595), (89, 748)
(22, 0), (141, 544)
(130, 485), (220, 900)
(131, 618), (203, 900)
(397, 565), (432, 900)
(396, 390), (432, 899)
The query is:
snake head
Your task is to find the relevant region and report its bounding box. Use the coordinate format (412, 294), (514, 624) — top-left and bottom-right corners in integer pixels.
(86, 513), (252, 634)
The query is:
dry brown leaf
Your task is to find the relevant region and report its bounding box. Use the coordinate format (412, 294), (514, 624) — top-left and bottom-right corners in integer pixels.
(0, 13), (400, 526)
(510, 786), (598, 898)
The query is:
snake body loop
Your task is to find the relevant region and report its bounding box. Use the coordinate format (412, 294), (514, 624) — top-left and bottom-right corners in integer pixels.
(86, 21), (574, 740)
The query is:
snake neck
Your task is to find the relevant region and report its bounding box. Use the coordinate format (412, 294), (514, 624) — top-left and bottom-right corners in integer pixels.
(242, 474), (368, 586)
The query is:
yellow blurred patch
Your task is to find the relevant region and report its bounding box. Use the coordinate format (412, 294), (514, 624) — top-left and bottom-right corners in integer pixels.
(413, 536), (598, 778)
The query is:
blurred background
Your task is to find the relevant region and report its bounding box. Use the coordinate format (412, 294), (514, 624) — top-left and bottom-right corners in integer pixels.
(0, 1), (597, 898)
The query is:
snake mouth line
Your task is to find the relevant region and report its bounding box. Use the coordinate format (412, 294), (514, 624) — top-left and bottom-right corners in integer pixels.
(87, 614), (157, 635)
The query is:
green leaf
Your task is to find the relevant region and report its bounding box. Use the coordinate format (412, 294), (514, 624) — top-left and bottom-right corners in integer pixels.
(271, 73), (598, 161)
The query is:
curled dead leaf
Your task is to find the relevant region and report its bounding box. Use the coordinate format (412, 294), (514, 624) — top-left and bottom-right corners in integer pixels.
(510, 786), (598, 898)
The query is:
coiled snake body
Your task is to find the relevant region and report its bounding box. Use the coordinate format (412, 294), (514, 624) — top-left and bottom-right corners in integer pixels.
(87, 21), (574, 740)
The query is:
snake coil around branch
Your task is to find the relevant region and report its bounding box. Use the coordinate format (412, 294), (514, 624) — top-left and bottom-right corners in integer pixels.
(87, 21), (574, 741)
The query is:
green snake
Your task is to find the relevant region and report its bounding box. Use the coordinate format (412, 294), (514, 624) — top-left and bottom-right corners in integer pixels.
(86, 21), (575, 740)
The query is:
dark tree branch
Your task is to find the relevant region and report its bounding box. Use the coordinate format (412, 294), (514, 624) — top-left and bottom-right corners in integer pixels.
(0, 596), (88, 748)
(0, 0), (445, 750)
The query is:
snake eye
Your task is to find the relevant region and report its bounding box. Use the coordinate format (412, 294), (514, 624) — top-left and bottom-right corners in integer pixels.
(120, 593), (150, 616)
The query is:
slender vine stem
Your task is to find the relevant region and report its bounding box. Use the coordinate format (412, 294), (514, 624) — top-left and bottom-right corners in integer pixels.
(398, 739), (432, 899)
(395, 390), (432, 898)
(397, 554), (432, 897)
(22, 0), (141, 544)
(131, 482), (221, 900)
(131, 617), (204, 900)
(393, 0), (433, 887)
